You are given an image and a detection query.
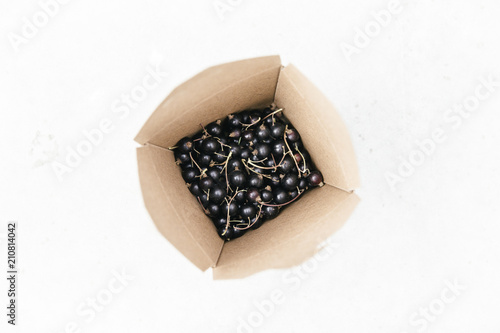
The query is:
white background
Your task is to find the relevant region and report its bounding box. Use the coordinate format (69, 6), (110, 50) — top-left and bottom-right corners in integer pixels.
(1, 0), (500, 332)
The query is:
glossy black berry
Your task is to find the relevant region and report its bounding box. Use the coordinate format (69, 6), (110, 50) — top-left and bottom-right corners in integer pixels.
(278, 156), (294, 174)
(182, 167), (198, 183)
(255, 143), (270, 159)
(177, 137), (193, 153)
(210, 186), (226, 204)
(189, 180), (202, 196)
(270, 123), (285, 138)
(199, 177), (214, 191)
(240, 205), (256, 219)
(227, 114), (242, 128)
(273, 188), (290, 204)
(262, 205), (279, 219)
(202, 138), (219, 154)
(281, 173), (299, 191)
(272, 140), (285, 156)
(206, 167), (220, 180)
(206, 121), (223, 136)
(229, 170), (246, 187)
(218, 225), (233, 240)
(175, 152), (191, 164)
(222, 201), (239, 216)
(242, 131), (254, 141)
(256, 124), (270, 141)
(261, 189), (273, 202)
(207, 203), (220, 216)
(198, 154), (212, 167)
(248, 174), (265, 188)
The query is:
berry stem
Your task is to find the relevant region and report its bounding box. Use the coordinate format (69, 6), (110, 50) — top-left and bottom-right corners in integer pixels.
(261, 108), (283, 121)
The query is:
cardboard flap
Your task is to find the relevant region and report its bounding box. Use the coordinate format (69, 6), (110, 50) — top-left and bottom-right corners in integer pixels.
(274, 65), (360, 191)
(213, 185), (360, 279)
(135, 55), (282, 147)
(137, 144), (223, 271)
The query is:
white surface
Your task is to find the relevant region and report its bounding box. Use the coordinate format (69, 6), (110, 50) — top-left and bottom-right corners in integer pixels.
(1, 0), (500, 332)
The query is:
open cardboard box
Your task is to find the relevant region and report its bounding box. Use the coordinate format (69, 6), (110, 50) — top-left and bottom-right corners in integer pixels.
(135, 56), (360, 279)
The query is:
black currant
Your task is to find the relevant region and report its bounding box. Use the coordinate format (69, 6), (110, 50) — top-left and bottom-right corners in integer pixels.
(210, 186), (226, 204)
(255, 143), (270, 159)
(202, 137), (219, 154)
(248, 174), (265, 188)
(182, 167), (198, 183)
(206, 121), (223, 136)
(199, 177), (214, 191)
(308, 170), (324, 187)
(229, 170), (246, 187)
(262, 205), (279, 219)
(177, 137), (193, 153)
(286, 128), (300, 142)
(278, 156), (294, 174)
(270, 123), (285, 138)
(281, 173), (299, 191)
(273, 188), (290, 204)
(240, 205), (256, 219)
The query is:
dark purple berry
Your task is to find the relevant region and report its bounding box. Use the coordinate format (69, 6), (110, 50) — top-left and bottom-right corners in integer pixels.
(199, 177), (214, 191)
(273, 188), (290, 204)
(210, 186), (226, 204)
(281, 173), (299, 191)
(202, 138), (219, 154)
(229, 170), (246, 187)
(308, 171), (324, 187)
(182, 167), (198, 183)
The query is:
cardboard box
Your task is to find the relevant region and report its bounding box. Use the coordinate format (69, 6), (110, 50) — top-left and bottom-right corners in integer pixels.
(135, 56), (360, 279)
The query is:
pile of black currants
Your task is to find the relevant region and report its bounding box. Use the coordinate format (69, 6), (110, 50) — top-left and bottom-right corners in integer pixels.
(171, 106), (324, 241)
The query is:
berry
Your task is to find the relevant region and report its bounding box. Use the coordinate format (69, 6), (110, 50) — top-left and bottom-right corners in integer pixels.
(272, 140), (285, 156)
(278, 156), (294, 174)
(248, 174), (265, 188)
(202, 138), (219, 154)
(229, 170), (246, 187)
(189, 180), (202, 196)
(263, 205), (279, 219)
(281, 173), (299, 191)
(206, 121), (223, 136)
(240, 205), (257, 219)
(210, 186), (226, 204)
(255, 143), (270, 159)
(256, 124), (270, 141)
(273, 188), (290, 204)
(308, 170), (324, 187)
(227, 114), (242, 128)
(199, 177), (214, 191)
(198, 154), (212, 167)
(270, 123), (285, 138)
(246, 188), (261, 203)
(177, 137), (193, 153)
(286, 128), (300, 142)
(218, 225), (233, 240)
(242, 130), (254, 141)
(207, 203), (220, 216)
(182, 167), (198, 183)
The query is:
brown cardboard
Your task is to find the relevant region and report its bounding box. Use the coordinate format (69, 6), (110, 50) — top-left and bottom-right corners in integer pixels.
(136, 56), (360, 279)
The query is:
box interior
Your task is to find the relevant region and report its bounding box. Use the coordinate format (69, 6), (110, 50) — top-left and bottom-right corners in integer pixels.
(135, 56), (360, 278)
